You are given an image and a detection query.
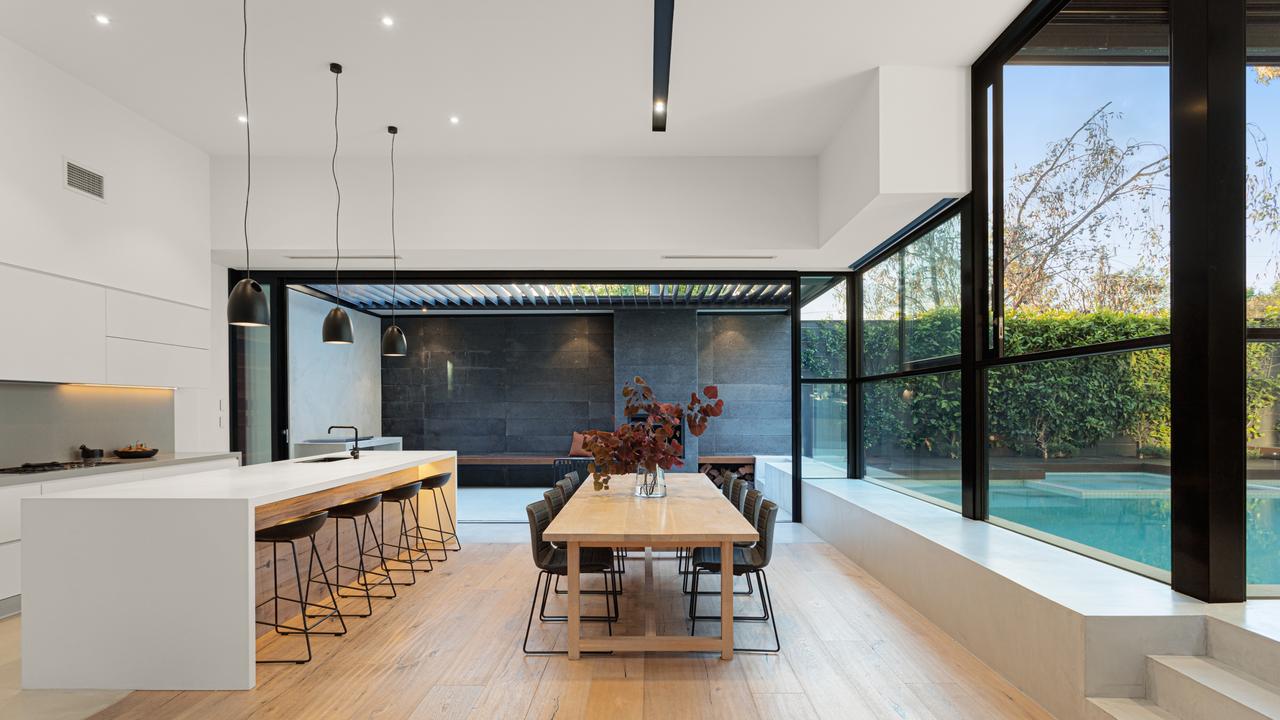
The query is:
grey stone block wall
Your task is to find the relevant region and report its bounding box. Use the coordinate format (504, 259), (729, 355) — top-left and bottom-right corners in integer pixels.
(697, 314), (792, 456)
(381, 315), (614, 454)
(382, 310), (792, 472)
(613, 309), (701, 464)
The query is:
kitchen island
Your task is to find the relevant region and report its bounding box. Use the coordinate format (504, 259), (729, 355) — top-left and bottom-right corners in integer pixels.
(21, 450), (457, 690)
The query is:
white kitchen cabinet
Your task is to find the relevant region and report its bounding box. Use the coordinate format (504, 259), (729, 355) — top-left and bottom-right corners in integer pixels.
(0, 541), (18, 600)
(0, 264), (106, 384)
(0, 457), (239, 598)
(105, 289), (210, 350)
(106, 336), (208, 388)
(0, 483), (41, 544)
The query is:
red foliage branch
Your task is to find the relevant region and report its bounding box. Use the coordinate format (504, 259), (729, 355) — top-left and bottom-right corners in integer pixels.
(581, 376), (723, 490)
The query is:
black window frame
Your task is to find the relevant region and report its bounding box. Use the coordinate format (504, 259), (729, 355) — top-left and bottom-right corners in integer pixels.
(850, 202), (968, 506)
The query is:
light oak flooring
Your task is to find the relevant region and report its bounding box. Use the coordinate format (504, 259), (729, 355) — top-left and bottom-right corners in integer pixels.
(2, 528), (1052, 720)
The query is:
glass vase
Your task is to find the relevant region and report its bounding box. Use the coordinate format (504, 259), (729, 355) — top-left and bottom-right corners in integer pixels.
(634, 465), (667, 498)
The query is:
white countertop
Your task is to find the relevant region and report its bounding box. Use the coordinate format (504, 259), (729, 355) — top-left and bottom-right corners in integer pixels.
(0, 451), (242, 490)
(34, 450), (455, 506)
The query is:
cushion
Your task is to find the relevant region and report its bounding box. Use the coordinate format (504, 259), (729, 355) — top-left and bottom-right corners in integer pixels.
(568, 432), (591, 457)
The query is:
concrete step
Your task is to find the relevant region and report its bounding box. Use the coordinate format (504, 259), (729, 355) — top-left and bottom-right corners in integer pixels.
(1148, 655), (1280, 720)
(1207, 616), (1280, 689)
(1087, 697), (1182, 720)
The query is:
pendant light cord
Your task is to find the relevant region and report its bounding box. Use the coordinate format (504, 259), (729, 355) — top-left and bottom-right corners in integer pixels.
(331, 67), (342, 305)
(241, 0), (251, 278)
(389, 130), (398, 323)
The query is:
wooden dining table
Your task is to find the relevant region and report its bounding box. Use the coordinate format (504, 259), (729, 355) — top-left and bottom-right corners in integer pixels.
(542, 472), (759, 659)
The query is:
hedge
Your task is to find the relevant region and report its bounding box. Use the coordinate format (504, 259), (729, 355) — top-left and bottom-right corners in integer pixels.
(839, 307), (1280, 460)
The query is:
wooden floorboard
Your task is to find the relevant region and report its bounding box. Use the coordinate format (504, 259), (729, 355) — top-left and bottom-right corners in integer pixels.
(84, 541), (1052, 720)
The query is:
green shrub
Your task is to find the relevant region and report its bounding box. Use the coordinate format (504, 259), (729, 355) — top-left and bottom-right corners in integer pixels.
(851, 307), (1280, 460)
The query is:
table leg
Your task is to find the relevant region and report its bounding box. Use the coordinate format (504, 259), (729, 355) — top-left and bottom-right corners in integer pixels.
(567, 542), (581, 660)
(720, 540), (734, 660)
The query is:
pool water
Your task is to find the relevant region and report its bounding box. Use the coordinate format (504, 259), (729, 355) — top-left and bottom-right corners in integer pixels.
(882, 472), (1280, 585)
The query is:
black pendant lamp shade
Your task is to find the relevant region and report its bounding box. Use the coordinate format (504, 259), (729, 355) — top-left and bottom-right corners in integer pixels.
(227, 277), (269, 326)
(322, 61), (354, 345)
(322, 305), (353, 344)
(381, 323), (407, 356)
(380, 124), (408, 357)
(227, 0), (269, 327)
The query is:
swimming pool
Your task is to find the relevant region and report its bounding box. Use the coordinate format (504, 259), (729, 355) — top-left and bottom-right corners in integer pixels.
(878, 472), (1280, 586)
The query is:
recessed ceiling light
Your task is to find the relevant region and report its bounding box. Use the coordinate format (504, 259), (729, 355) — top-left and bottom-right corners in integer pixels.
(449, 115), (460, 125)
(237, 114), (248, 123)
(93, 13), (111, 25)
(380, 15), (394, 27)
(653, 100), (666, 114)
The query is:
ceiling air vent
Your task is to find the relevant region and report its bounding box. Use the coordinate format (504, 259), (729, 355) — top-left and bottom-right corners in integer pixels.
(65, 161), (105, 200)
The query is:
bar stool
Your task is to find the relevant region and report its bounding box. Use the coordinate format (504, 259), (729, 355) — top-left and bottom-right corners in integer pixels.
(410, 472), (459, 562)
(325, 494), (395, 617)
(255, 510), (345, 664)
(379, 480), (432, 585)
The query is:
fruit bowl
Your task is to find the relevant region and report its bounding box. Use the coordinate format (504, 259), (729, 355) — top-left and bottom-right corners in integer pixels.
(114, 447), (159, 459)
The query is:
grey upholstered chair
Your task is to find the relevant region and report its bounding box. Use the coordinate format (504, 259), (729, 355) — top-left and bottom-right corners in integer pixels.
(687, 499), (781, 653)
(522, 500), (619, 655)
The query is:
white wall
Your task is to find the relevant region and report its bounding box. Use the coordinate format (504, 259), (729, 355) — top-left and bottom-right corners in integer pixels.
(210, 155), (829, 270)
(0, 34), (223, 453)
(818, 65), (970, 259)
(0, 35), (210, 308)
(286, 289), (381, 451)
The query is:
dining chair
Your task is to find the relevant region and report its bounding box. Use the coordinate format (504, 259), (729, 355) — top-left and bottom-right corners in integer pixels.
(522, 500), (620, 655)
(556, 477), (576, 503)
(682, 487), (762, 597)
(728, 477), (748, 513)
(685, 475), (748, 580)
(552, 458), (591, 487)
(687, 499), (781, 653)
(543, 486), (566, 519)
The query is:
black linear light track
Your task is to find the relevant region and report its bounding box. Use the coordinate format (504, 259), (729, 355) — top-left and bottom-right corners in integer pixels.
(653, 0), (674, 131)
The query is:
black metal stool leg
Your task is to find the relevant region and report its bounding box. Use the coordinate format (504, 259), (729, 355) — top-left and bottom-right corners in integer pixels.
(404, 496), (435, 573)
(357, 513), (397, 598)
(377, 502), (418, 587)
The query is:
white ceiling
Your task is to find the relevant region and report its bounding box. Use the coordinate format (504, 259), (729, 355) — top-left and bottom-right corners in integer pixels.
(0, 0), (1026, 158)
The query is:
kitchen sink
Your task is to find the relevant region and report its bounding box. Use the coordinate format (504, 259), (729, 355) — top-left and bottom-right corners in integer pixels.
(297, 456), (352, 463)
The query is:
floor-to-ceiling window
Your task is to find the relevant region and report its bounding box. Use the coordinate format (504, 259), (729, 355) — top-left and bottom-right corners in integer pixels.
(799, 276), (849, 479)
(856, 211), (963, 511)
(1246, 8), (1280, 593)
(981, 1), (1174, 580)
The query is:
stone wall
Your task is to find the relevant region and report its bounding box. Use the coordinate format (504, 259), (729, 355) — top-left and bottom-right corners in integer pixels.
(381, 310), (791, 481)
(381, 315), (613, 455)
(612, 309), (701, 463)
(697, 314), (792, 456)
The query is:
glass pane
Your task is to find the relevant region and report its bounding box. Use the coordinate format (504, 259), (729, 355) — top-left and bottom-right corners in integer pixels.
(800, 277), (847, 378)
(1002, 4), (1170, 355)
(1247, 342), (1280, 588)
(1247, 62), (1280, 326)
(233, 282), (272, 465)
(986, 348), (1171, 580)
(902, 215), (962, 363)
(862, 371), (961, 511)
(861, 260), (899, 375)
(801, 382), (847, 478)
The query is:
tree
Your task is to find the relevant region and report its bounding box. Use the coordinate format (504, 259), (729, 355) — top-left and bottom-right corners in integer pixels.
(1003, 103), (1170, 313)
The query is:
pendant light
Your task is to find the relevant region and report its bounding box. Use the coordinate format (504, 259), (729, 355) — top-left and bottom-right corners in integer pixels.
(322, 62), (354, 345)
(381, 125), (408, 357)
(227, 0), (269, 327)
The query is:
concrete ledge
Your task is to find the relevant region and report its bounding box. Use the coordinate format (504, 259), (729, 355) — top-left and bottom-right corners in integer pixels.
(802, 479), (1208, 720)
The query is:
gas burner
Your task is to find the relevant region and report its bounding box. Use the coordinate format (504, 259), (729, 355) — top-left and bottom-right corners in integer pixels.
(0, 460), (122, 475)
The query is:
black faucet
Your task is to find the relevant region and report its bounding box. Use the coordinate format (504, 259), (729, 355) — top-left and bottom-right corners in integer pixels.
(328, 425), (361, 459)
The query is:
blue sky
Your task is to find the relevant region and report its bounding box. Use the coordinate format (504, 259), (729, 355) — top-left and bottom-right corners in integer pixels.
(1002, 64), (1280, 292)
